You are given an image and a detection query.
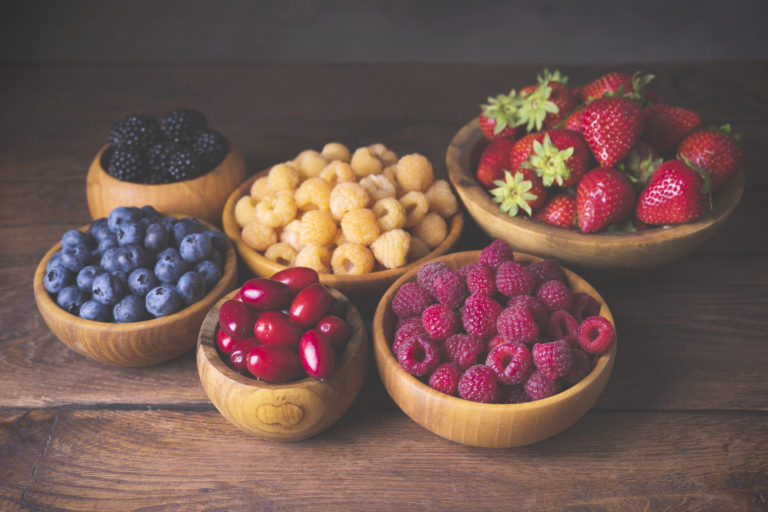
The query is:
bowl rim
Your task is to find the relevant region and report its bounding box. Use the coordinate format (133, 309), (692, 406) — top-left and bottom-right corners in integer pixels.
(372, 249), (617, 413)
(447, 116), (745, 247)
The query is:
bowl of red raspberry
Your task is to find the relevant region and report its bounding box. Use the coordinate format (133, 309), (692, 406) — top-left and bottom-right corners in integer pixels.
(372, 240), (617, 448)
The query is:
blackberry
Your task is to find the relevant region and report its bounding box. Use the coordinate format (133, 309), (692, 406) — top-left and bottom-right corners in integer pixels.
(106, 148), (147, 182)
(108, 114), (162, 151)
(165, 147), (202, 182)
(147, 142), (177, 177)
(161, 108), (207, 146)
(192, 129), (228, 171)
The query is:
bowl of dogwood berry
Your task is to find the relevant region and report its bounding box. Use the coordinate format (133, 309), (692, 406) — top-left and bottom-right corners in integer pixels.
(372, 240), (617, 448)
(33, 205), (238, 367)
(85, 108), (248, 227)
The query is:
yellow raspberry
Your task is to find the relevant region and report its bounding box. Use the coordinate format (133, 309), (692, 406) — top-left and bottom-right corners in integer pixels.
(412, 212), (447, 249)
(241, 221), (277, 251)
(331, 243), (375, 275)
(295, 245), (331, 274)
(293, 150), (328, 180)
(295, 177), (332, 211)
(408, 236), (431, 262)
(329, 182), (370, 220)
(333, 229), (349, 246)
(234, 195), (259, 228)
(250, 176), (271, 202)
(350, 146), (383, 177)
(340, 208), (380, 246)
(256, 192), (297, 228)
(264, 242), (297, 266)
(299, 209), (337, 246)
(369, 143), (398, 167)
(424, 179), (459, 218)
(399, 190), (429, 228)
(321, 142), (351, 163)
(280, 219), (305, 252)
(370, 229), (411, 269)
(267, 163), (300, 192)
(396, 153), (434, 192)
(359, 174), (396, 202)
(320, 160), (357, 186)
(372, 197), (406, 231)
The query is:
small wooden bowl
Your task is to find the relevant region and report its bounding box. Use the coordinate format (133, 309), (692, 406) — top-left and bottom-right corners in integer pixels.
(447, 117), (744, 274)
(196, 287), (368, 442)
(86, 144), (248, 227)
(221, 172), (464, 300)
(373, 250), (617, 448)
(33, 216), (238, 367)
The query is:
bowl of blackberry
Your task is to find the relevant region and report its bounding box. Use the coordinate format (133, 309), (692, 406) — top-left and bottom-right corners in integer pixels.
(86, 108), (248, 227)
(33, 205), (238, 366)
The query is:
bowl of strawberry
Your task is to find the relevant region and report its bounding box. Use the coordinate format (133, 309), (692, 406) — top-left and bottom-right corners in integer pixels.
(447, 69), (744, 274)
(196, 267), (368, 442)
(373, 240), (616, 448)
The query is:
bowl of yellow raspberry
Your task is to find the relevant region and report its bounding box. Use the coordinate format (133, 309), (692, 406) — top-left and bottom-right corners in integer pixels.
(222, 142), (464, 300)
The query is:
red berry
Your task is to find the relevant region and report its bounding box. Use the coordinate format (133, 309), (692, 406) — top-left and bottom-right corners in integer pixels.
(229, 337), (263, 373)
(502, 384), (530, 404)
(299, 329), (336, 380)
(461, 293), (502, 339)
(496, 303), (539, 344)
(570, 292), (600, 323)
(397, 334), (440, 377)
(677, 126), (742, 193)
(316, 315), (350, 352)
(533, 193), (577, 229)
(546, 309), (579, 346)
(581, 97), (646, 167)
(239, 278), (293, 311)
(527, 259), (566, 287)
(642, 104), (700, 154)
(430, 270), (467, 309)
(216, 328), (238, 356)
(289, 283), (333, 328)
(564, 348), (592, 385)
(532, 339), (573, 379)
(635, 160), (709, 225)
(458, 365), (500, 403)
(269, 266), (319, 296)
(495, 261), (534, 298)
(506, 294), (549, 327)
(253, 311), (304, 348)
(428, 363), (462, 395)
(246, 345), (305, 383)
(485, 342), (533, 385)
(576, 167), (636, 233)
(421, 303), (458, 341)
(219, 299), (254, 339)
(577, 316), (615, 355)
(391, 281), (433, 318)
(537, 280), (573, 312)
(524, 370), (560, 400)
(478, 240), (515, 269)
(392, 320), (427, 355)
(465, 264), (496, 296)
(416, 261), (450, 294)
(442, 333), (484, 371)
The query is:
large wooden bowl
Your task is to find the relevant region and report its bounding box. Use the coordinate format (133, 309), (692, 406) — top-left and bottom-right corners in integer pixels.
(86, 144), (248, 227)
(222, 171), (464, 300)
(197, 287), (368, 442)
(33, 216), (238, 367)
(447, 117), (745, 274)
(373, 250), (617, 448)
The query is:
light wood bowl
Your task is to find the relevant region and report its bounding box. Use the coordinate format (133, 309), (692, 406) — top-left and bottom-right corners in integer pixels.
(86, 144), (248, 227)
(33, 216), (238, 367)
(447, 117), (745, 274)
(222, 171), (464, 300)
(373, 250), (617, 448)
(197, 287), (368, 442)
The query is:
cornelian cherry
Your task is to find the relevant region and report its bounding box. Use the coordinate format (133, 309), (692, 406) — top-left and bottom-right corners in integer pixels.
(299, 329), (335, 380)
(246, 345), (305, 382)
(289, 283), (333, 328)
(216, 328), (238, 355)
(253, 311), (303, 348)
(240, 278), (293, 310)
(270, 267), (319, 296)
(316, 315), (350, 352)
(219, 299), (253, 339)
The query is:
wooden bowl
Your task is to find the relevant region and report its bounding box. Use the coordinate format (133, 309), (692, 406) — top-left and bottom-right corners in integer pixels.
(447, 117), (745, 274)
(221, 171), (464, 300)
(86, 144), (248, 227)
(373, 250), (617, 448)
(196, 287), (368, 442)
(33, 216), (238, 367)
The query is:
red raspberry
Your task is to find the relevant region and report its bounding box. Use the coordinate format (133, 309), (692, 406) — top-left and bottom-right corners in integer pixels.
(465, 264), (497, 296)
(495, 261), (535, 298)
(392, 320), (426, 354)
(416, 261), (450, 293)
(524, 370), (560, 401)
(391, 281), (433, 318)
(462, 293), (502, 339)
(527, 259), (566, 287)
(458, 262), (484, 280)
(578, 316), (615, 355)
(546, 309), (579, 346)
(443, 333), (484, 371)
(496, 303), (539, 344)
(536, 279), (573, 312)
(428, 362), (462, 395)
(501, 384), (530, 404)
(458, 364), (500, 403)
(396, 334), (440, 377)
(396, 315), (422, 330)
(431, 269), (467, 309)
(507, 294), (548, 326)
(486, 334), (506, 353)
(485, 342), (533, 385)
(564, 348), (592, 385)
(421, 303), (458, 341)
(478, 239), (515, 269)
(571, 291), (601, 323)
(532, 339), (573, 379)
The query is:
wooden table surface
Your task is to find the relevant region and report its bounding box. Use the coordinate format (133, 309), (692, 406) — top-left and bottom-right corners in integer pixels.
(1, 62), (767, 511)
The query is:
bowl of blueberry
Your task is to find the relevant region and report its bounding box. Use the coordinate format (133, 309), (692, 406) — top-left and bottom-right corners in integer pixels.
(86, 108), (248, 227)
(33, 205), (238, 366)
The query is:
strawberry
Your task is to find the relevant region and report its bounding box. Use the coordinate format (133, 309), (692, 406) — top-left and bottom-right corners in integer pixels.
(581, 96), (646, 167)
(534, 193), (577, 228)
(479, 90), (522, 140)
(676, 125), (742, 193)
(508, 132), (540, 173)
(619, 141), (663, 187)
(642, 104), (701, 153)
(476, 138), (516, 188)
(490, 168), (547, 217)
(518, 70), (579, 133)
(576, 167), (635, 233)
(635, 160), (710, 225)
(577, 71), (654, 101)
(520, 129), (592, 187)
(564, 107), (584, 133)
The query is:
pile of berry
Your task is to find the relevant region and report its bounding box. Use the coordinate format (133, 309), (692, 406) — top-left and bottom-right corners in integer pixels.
(216, 268), (351, 383)
(234, 142), (459, 274)
(43, 205), (227, 323)
(475, 70), (743, 233)
(389, 240), (615, 404)
(105, 108), (229, 184)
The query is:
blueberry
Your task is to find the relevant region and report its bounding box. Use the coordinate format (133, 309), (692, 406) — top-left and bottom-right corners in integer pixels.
(140, 205), (163, 222)
(100, 247), (124, 273)
(160, 216), (177, 235)
(145, 285), (182, 317)
(47, 251), (64, 272)
(116, 221), (145, 246)
(91, 272), (124, 305)
(76, 265), (102, 292)
(204, 230), (228, 252)
(144, 222), (170, 253)
(179, 233), (212, 263)
(173, 218), (205, 246)
(117, 244), (148, 273)
(88, 218), (112, 241)
(44, 264), (74, 294)
(176, 271), (206, 304)
(56, 285), (88, 314)
(154, 248), (188, 284)
(113, 294), (148, 323)
(112, 270), (129, 287)
(128, 267), (159, 296)
(79, 299), (111, 322)
(62, 229), (94, 249)
(195, 260), (221, 290)
(60, 243), (93, 272)
(97, 233), (119, 254)
(209, 248), (224, 269)
(107, 206), (141, 234)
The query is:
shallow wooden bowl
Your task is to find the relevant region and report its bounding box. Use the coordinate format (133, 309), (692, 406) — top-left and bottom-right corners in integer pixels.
(196, 287), (368, 442)
(86, 143), (248, 227)
(373, 250), (617, 448)
(221, 171), (464, 300)
(447, 117), (744, 274)
(33, 216), (238, 367)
